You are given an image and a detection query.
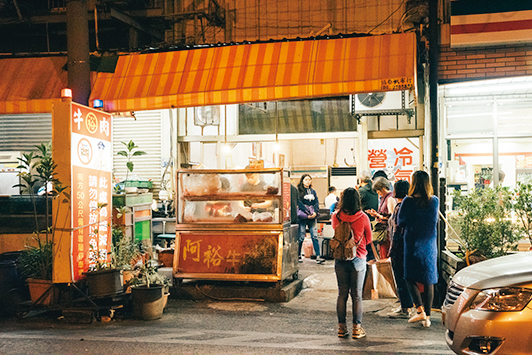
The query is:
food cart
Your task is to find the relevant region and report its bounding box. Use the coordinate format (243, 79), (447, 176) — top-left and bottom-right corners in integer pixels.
(172, 168), (299, 283)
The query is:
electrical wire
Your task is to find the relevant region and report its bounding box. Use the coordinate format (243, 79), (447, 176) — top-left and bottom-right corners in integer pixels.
(367, 0), (407, 35)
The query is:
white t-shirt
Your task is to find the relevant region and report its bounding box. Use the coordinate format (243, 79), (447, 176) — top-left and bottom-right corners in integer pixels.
(324, 193), (338, 208)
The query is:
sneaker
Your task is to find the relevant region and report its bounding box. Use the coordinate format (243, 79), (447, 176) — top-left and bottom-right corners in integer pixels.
(408, 311), (427, 323)
(338, 323), (348, 338)
(422, 318), (431, 328)
(387, 308), (411, 319)
(352, 324), (366, 339)
(389, 306), (402, 313)
(316, 257), (326, 264)
(298, 256), (303, 263)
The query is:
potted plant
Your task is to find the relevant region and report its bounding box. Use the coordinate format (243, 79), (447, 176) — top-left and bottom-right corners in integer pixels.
(84, 203), (126, 298)
(111, 216), (141, 293)
(117, 140), (147, 193)
(17, 236), (55, 305)
(130, 257), (170, 320)
(15, 142), (67, 305)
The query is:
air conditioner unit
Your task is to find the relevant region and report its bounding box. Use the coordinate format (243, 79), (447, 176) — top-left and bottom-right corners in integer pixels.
(330, 167), (357, 192)
(354, 90), (408, 112)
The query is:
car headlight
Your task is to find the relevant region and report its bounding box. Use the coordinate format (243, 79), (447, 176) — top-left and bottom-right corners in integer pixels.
(470, 287), (532, 311)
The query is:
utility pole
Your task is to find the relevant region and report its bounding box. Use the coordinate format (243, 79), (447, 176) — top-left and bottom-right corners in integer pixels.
(67, 0), (91, 105)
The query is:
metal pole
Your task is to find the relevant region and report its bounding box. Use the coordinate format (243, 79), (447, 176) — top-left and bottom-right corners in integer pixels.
(429, 0), (439, 196)
(493, 101), (499, 186)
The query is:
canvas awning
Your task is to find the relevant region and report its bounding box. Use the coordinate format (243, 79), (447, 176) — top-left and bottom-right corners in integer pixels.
(89, 32), (417, 112)
(0, 57), (69, 114)
(0, 57), (99, 115)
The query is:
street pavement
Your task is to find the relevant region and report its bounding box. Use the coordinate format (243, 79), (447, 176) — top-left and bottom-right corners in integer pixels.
(0, 258), (452, 355)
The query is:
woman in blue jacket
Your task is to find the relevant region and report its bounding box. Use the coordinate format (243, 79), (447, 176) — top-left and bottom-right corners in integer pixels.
(397, 170), (439, 328)
(297, 174), (324, 264)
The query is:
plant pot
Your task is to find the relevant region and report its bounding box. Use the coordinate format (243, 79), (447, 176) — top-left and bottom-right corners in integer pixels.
(27, 278), (56, 306)
(441, 250), (467, 285)
(131, 285), (169, 320)
(85, 268), (124, 297)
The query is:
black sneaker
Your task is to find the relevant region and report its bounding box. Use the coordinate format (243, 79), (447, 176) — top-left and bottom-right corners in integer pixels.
(298, 256), (303, 263)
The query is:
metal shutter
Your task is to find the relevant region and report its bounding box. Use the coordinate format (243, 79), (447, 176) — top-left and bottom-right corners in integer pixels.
(112, 110), (163, 194)
(0, 114), (52, 152)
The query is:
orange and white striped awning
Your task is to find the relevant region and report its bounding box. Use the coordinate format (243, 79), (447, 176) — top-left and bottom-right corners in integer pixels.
(90, 32), (417, 112)
(0, 57), (100, 115)
(0, 57), (69, 114)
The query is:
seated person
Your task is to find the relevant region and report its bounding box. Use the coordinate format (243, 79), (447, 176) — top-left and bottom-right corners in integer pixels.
(324, 186), (339, 208)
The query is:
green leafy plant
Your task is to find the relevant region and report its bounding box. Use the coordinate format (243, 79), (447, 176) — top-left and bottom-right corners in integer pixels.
(15, 142), (70, 280)
(117, 140), (147, 183)
(513, 181), (532, 246)
(452, 186), (520, 260)
(111, 228), (141, 270)
(18, 237), (53, 280)
(131, 257), (169, 288)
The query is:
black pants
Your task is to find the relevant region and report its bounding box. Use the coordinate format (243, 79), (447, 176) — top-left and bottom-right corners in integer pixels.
(406, 281), (434, 317)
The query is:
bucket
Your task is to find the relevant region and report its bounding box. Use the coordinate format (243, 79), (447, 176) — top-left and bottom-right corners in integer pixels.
(303, 237), (314, 258)
(0, 261), (18, 313)
(85, 269), (124, 297)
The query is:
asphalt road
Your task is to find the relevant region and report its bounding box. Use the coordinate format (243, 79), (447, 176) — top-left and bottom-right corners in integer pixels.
(0, 259), (452, 355)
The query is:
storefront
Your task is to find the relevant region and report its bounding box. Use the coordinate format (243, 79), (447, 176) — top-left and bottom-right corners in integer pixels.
(440, 76), (532, 198)
(1, 32), (424, 277)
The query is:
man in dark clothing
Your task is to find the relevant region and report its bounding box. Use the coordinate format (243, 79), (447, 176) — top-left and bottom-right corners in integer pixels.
(358, 170), (378, 221)
(358, 170), (379, 261)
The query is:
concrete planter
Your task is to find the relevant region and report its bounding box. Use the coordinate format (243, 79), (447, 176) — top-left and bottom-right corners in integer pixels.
(131, 285), (169, 320)
(441, 250), (467, 285)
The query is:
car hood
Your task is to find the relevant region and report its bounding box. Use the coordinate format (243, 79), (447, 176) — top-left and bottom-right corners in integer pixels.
(452, 252), (532, 290)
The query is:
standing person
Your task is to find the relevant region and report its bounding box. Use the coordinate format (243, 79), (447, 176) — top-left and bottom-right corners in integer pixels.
(397, 170), (439, 328)
(325, 186), (339, 209)
(331, 187), (372, 339)
(297, 174), (325, 264)
(386, 179), (414, 318)
(366, 177), (396, 259)
(357, 170), (378, 261)
(357, 170), (378, 221)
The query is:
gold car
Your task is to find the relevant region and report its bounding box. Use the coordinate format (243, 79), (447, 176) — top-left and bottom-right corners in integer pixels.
(442, 252), (532, 355)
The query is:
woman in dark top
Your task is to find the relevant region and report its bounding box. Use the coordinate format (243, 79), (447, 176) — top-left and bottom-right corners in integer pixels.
(397, 170), (439, 328)
(386, 179), (414, 319)
(297, 174), (324, 264)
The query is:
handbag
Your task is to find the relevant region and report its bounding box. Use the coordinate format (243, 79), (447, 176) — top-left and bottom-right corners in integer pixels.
(362, 242), (397, 300)
(372, 223), (388, 245)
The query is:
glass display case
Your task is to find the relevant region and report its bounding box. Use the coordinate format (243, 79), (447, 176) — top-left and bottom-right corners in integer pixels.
(173, 168), (298, 282)
(176, 168), (287, 228)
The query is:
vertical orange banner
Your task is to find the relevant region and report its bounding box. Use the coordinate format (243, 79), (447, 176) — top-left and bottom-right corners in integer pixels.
(70, 103), (113, 280)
